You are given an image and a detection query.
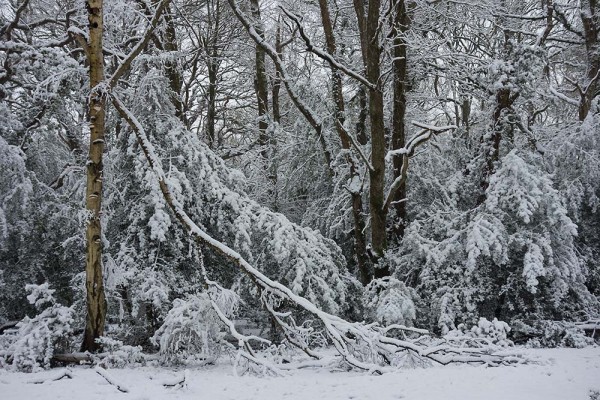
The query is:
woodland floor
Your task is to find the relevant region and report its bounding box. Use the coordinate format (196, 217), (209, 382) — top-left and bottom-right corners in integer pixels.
(1, 347), (599, 400)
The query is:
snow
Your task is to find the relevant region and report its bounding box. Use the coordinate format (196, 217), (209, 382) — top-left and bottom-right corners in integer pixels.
(1, 348), (599, 400)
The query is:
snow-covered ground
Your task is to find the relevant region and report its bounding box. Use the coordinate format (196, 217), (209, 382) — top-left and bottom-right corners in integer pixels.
(2, 347), (599, 400)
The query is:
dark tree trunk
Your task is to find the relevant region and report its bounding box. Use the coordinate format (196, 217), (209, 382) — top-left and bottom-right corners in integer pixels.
(354, 0), (387, 263)
(318, 0), (370, 284)
(390, 0), (410, 240)
(250, 0), (269, 156)
(579, 0), (600, 121)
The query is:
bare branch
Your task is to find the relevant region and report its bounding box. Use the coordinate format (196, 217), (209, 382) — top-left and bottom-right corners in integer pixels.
(227, 0), (333, 174)
(384, 122), (456, 211)
(0, 0), (31, 39)
(108, 0), (172, 89)
(279, 6), (376, 90)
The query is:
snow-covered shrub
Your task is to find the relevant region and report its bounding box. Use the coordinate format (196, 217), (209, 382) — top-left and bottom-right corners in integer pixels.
(561, 325), (595, 348)
(2, 283), (75, 372)
(94, 337), (145, 368)
(395, 148), (595, 332)
(446, 318), (512, 347)
(470, 317), (512, 346)
(512, 320), (594, 348)
(152, 289), (239, 364)
(364, 277), (416, 327)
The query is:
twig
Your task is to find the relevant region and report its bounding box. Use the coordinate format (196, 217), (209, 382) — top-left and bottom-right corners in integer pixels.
(279, 6), (376, 90)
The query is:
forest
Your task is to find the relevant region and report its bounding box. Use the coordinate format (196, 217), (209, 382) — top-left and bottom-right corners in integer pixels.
(1, 0), (600, 397)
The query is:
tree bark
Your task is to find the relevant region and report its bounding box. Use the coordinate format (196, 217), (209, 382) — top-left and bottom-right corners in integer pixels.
(579, 0), (600, 121)
(250, 0), (269, 156)
(272, 19), (282, 125)
(163, 6), (185, 125)
(81, 0), (107, 353)
(355, 0), (387, 262)
(318, 0), (370, 284)
(206, 60), (218, 148)
(390, 0), (410, 240)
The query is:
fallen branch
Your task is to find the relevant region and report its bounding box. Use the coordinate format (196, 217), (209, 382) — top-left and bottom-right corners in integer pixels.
(28, 368), (73, 384)
(198, 252), (285, 376)
(95, 366), (129, 393)
(162, 369), (189, 388)
(52, 352), (93, 364)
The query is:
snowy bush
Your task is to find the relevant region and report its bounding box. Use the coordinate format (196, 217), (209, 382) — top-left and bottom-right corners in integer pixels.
(2, 283), (75, 372)
(512, 320), (595, 348)
(94, 337), (145, 368)
(152, 290), (239, 364)
(364, 277), (416, 327)
(446, 318), (512, 347)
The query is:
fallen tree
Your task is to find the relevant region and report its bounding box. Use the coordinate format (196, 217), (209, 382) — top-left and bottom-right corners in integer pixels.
(110, 94), (525, 374)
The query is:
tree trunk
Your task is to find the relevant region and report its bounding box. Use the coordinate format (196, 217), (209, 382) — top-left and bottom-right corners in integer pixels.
(390, 0), (410, 240)
(579, 0), (600, 121)
(352, 0), (387, 277)
(81, 0), (107, 353)
(318, 0), (370, 284)
(163, 7), (185, 126)
(272, 20), (282, 125)
(250, 0), (269, 155)
(364, 0), (387, 262)
(206, 61), (218, 148)
(356, 86), (368, 145)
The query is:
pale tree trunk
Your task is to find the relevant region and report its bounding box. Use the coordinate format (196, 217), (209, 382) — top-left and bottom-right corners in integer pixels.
(82, 0), (107, 353)
(318, 0), (370, 285)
